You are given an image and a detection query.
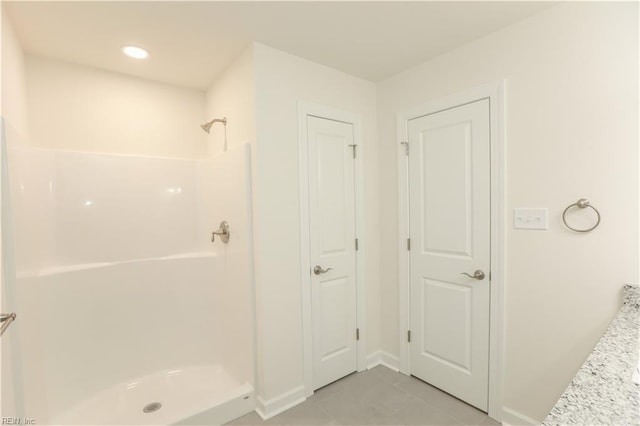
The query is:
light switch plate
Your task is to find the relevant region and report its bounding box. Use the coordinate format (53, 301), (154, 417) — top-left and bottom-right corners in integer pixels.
(514, 208), (548, 230)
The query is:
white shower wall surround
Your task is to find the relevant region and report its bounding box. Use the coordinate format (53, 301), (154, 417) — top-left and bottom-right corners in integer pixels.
(10, 147), (201, 269)
(6, 144), (255, 424)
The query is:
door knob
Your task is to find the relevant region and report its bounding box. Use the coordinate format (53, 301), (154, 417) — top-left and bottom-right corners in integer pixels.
(313, 265), (333, 275)
(460, 270), (485, 280)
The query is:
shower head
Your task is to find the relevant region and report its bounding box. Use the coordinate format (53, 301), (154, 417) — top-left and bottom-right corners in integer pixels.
(201, 117), (227, 134)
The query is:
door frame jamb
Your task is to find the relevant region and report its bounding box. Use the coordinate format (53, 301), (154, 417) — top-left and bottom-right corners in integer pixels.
(397, 81), (506, 421)
(298, 102), (367, 398)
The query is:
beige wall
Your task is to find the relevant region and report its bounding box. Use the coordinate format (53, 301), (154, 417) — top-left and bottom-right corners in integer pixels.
(252, 43), (379, 407)
(377, 2), (638, 421)
(1, 11), (29, 144)
(25, 55), (207, 158)
(205, 45), (256, 157)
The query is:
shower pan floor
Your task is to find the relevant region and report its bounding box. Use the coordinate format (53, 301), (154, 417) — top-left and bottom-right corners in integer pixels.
(53, 365), (254, 425)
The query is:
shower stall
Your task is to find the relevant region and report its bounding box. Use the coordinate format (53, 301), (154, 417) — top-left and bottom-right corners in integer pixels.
(1, 127), (256, 425)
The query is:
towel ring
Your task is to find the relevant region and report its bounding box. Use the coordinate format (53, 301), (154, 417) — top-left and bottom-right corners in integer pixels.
(562, 198), (600, 233)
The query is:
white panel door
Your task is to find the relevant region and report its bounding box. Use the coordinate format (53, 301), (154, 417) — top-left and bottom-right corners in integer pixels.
(307, 115), (357, 390)
(408, 99), (491, 411)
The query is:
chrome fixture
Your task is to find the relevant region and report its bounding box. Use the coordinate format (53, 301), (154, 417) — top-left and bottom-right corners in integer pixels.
(562, 198), (601, 233)
(143, 402), (162, 413)
(460, 270), (485, 280)
(200, 117), (227, 134)
(1, 312), (16, 336)
(211, 220), (230, 244)
(313, 265), (333, 275)
(200, 117), (228, 151)
(400, 141), (409, 155)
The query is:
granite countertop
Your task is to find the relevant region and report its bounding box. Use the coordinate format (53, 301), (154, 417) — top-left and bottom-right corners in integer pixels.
(543, 284), (640, 425)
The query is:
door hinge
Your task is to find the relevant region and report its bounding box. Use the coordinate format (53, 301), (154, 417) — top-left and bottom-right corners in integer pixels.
(407, 330), (411, 343)
(349, 144), (357, 159)
(407, 238), (411, 251)
(400, 141), (409, 156)
(355, 238), (359, 251)
(356, 328), (360, 341)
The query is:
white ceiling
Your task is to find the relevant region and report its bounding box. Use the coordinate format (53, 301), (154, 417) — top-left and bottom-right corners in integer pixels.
(4, 1), (556, 90)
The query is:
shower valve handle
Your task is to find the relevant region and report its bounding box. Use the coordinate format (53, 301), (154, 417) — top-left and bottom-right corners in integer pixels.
(211, 221), (230, 244)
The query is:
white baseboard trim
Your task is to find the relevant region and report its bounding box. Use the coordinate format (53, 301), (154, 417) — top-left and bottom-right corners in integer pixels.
(366, 351), (400, 371)
(502, 407), (541, 426)
(254, 354), (403, 421)
(255, 385), (306, 420)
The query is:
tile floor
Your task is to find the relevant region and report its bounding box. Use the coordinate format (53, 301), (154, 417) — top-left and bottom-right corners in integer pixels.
(226, 366), (501, 425)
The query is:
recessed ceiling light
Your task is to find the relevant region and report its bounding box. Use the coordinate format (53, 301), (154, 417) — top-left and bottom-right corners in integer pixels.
(121, 45), (149, 59)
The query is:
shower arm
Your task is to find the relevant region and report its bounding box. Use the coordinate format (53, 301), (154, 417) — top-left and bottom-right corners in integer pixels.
(200, 117), (227, 133)
(200, 117), (228, 152)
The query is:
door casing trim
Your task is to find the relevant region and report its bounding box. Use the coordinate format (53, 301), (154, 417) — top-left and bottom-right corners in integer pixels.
(397, 81), (505, 421)
(298, 102), (367, 397)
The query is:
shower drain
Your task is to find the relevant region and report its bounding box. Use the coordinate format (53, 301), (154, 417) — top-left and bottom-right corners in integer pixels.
(143, 402), (162, 413)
